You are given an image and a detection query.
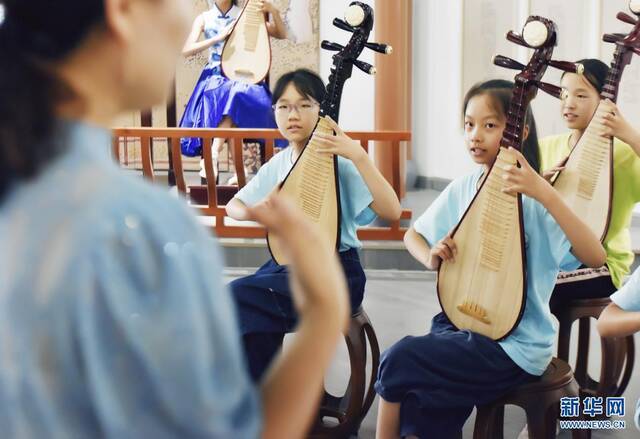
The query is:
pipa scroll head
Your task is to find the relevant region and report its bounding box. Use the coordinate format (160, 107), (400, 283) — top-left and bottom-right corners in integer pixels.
(522, 20), (550, 47)
(497, 16), (557, 84)
(332, 2), (373, 33)
(321, 3), (390, 78)
(320, 2), (380, 119)
(506, 17), (557, 49)
(603, 4), (640, 58)
(345, 4), (366, 27)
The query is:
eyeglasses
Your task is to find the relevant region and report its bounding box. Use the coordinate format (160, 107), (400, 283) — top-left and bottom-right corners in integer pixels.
(272, 101), (320, 116)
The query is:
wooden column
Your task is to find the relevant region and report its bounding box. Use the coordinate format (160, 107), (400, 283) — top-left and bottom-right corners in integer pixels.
(374, 0), (412, 199)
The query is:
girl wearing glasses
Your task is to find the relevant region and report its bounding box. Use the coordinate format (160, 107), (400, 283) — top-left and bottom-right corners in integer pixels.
(226, 68), (402, 381)
(179, 0), (287, 183)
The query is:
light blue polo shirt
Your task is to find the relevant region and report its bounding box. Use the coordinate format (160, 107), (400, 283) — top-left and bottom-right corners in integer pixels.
(610, 268), (640, 430)
(413, 168), (580, 376)
(235, 147), (376, 251)
(611, 268), (640, 312)
(0, 120), (260, 438)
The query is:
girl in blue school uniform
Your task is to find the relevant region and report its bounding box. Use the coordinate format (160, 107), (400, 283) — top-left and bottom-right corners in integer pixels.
(597, 267), (640, 431)
(180, 0), (287, 182)
(374, 79), (607, 439)
(225, 68), (402, 381)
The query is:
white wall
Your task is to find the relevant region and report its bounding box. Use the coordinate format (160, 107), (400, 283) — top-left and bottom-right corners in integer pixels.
(412, 0), (640, 181)
(319, 0), (376, 130)
(413, 0), (472, 181)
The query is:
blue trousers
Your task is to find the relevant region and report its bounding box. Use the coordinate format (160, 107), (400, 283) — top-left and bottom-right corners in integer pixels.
(375, 313), (538, 438)
(230, 249), (366, 382)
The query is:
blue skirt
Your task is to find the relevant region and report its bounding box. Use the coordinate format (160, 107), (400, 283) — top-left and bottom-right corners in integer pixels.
(179, 67), (279, 157)
(230, 249), (366, 381)
(375, 313), (537, 438)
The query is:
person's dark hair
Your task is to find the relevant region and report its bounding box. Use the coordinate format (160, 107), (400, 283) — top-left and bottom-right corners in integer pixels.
(272, 69), (327, 105)
(0, 1), (104, 203)
(462, 79), (541, 173)
(561, 58), (609, 94)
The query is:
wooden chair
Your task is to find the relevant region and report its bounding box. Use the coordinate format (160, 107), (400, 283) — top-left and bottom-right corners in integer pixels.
(310, 307), (380, 438)
(552, 297), (634, 399)
(474, 358), (588, 439)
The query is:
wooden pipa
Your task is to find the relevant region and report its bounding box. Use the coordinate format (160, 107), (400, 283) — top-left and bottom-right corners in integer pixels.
(552, 3), (640, 242)
(437, 17), (580, 340)
(221, 0), (272, 84)
(267, 2), (391, 265)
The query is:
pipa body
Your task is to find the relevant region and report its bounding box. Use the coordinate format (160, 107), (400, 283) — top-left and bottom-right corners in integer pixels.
(221, 0), (271, 84)
(552, 104), (613, 241)
(267, 118), (341, 265)
(437, 16), (559, 340)
(438, 149), (526, 340)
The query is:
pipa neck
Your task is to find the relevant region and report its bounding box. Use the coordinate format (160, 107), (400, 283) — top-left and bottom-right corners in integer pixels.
(500, 79), (529, 151)
(321, 58), (352, 122)
(601, 45), (628, 103)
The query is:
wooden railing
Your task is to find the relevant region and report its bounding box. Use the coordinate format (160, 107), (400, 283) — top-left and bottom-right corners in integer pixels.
(112, 127), (412, 240)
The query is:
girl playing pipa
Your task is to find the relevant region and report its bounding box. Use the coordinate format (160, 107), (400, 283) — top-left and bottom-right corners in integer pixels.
(540, 4), (640, 307)
(225, 3), (401, 382)
(374, 17), (605, 438)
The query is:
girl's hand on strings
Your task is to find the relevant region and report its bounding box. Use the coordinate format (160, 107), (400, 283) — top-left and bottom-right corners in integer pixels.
(314, 116), (368, 163)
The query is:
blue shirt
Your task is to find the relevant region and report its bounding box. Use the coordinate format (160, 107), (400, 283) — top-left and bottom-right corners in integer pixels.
(203, 5), (241, 70)
(0, 121), (260, 438)
(610, 268), (640, 430)
(235, 146), (376, 251)
(413, 168), (580, 376)
(611, 268), (640, 312)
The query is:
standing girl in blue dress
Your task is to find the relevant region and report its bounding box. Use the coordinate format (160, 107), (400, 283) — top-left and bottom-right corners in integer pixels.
(374, 80), (606, 439)
(226, 69), (403, 381)
(180, 0), (287, 183)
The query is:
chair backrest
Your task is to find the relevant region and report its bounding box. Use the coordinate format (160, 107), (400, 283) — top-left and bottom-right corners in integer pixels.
(112, 127), (412, 240)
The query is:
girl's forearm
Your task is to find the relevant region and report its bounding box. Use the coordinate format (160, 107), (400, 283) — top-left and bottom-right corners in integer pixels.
(182, 36), (222, 57)
(352, 155), (402, 221)
(597, 303), (640, 338)
(226, 198), (251, 221)
(404, 228), (433, 269)
(267, 9), (288, 39)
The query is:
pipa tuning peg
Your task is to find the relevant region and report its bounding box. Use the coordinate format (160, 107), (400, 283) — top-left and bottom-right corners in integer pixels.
(493, 55), (525, 70)
(603, 33), (624, 44)
(617, 11), (638, 25)
(333, 18), (355, 33)
(321, 41), (344, 52)
(365, 42), (393, 54)
(536, 81), (563, 99)
(354, 59), (376, 75)
(548, 60), (583, 74)
(506, 31), (530, 48)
